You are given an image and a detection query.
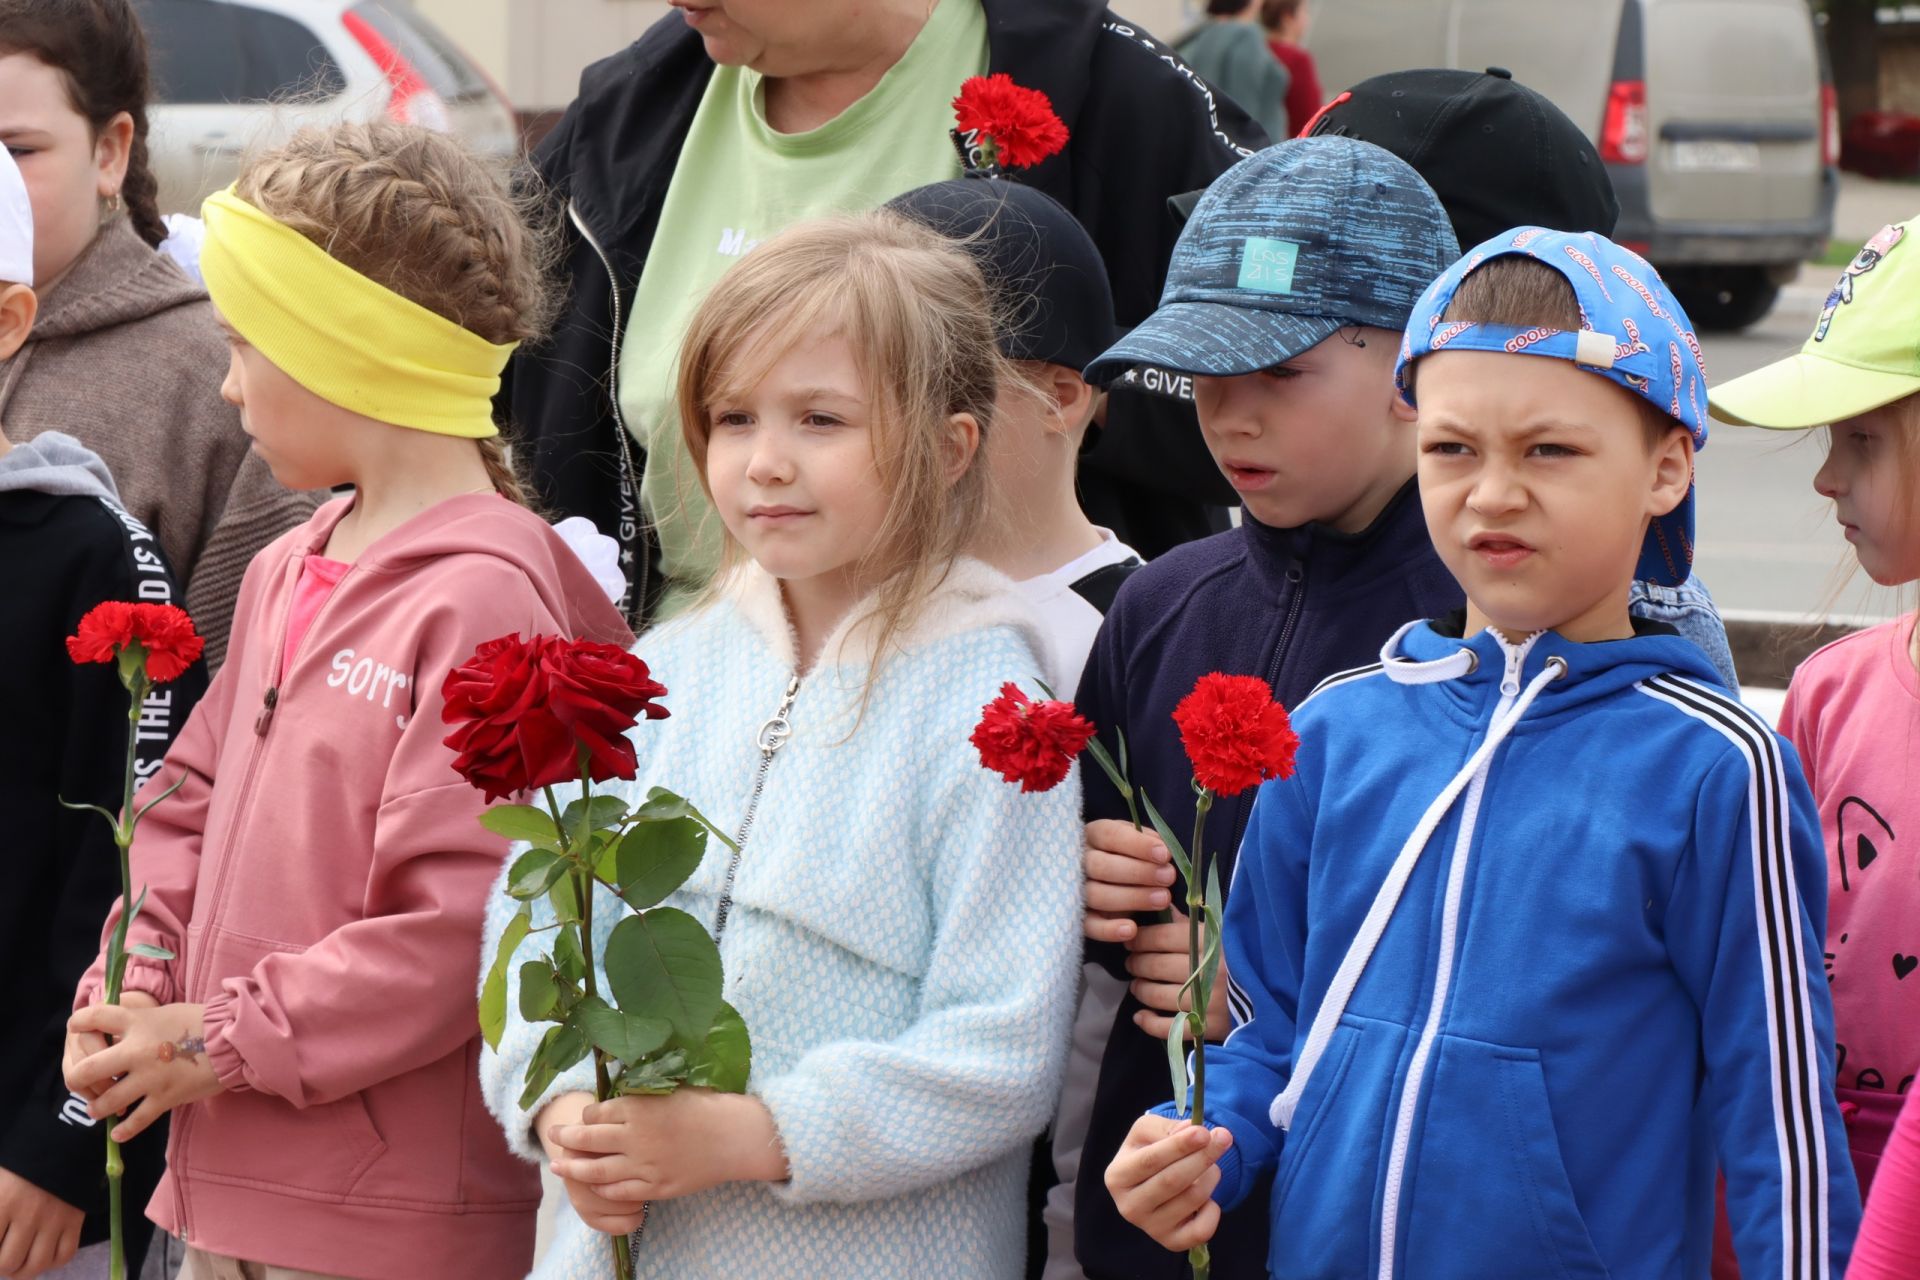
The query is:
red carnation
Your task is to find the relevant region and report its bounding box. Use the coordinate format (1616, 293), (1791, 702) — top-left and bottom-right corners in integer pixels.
(971, 682), (1096, 793)
(953, 74), (1069, 169)
(1172, 673), (1299, 798)
(442, 634), (670, 803)
(66, 601), (205, 685)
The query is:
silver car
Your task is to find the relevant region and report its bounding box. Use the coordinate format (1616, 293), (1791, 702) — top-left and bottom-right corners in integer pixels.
(139, 0), (520, 216)
(1308, 0), (1838, 330)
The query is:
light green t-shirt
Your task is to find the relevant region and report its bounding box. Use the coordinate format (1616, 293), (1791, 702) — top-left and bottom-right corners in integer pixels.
(619, 0), (989, 615)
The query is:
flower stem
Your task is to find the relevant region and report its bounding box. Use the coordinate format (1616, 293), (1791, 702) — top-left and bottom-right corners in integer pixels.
(1187, 790), (1213, 1126)
(103, 674), (147, 1280)
(1186, 788), (1214, 1280)
(544, 778), (631, 1280)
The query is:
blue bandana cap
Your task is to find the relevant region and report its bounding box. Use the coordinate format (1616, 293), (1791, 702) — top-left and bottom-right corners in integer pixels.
(1395, 227), (1709, 586)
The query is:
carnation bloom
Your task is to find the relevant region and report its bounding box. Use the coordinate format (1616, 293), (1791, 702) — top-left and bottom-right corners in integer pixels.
(952, 74), (1069, 169)
(1172, 673), (1299, 797)
(970, 682), (1096, 793)
(66, 601), (205, 685)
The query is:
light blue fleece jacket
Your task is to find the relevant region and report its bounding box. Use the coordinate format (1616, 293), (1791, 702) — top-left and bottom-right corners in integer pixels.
(481, 559), (1084, 1279)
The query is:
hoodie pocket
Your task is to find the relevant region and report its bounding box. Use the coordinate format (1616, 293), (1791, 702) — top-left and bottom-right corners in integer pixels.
(1401, 1035), (1611, 1280)
(1267, 1014), (1406, 1280)
(186, 928), (388, 1197)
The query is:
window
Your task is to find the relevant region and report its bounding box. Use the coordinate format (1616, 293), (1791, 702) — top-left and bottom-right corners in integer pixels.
(139, 0), (346, 104)
(348, 2), (491, 102)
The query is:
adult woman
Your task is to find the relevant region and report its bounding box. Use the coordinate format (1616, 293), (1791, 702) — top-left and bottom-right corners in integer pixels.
(503, 0), (1266, 623)
(0, 0), (318, 669)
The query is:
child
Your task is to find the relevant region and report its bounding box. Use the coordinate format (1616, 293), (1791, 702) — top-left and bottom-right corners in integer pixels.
(888, 176), (1142, 1276)
(1305, 64), (1741, 689)
(59, 122), (630, 1280)
(0, 145), (202, 1280)
(1107, 228), (1859, 1277)
(482, 211), (1085, 1278)
(1711, 217), (1920, 1200)
(0, 0), (319, 669)
(1850, 1092), (1920, 1279)
(1069, 136), (1464, 1278)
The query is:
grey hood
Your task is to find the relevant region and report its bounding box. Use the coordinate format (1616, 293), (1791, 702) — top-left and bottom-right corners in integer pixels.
(0, 429), (121, 501)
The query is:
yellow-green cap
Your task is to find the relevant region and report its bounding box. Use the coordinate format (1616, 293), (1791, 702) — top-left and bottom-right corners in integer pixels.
(1710, 219), (1920, 430)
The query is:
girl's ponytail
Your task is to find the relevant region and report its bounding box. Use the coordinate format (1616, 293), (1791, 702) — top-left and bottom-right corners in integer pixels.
(478, 436), (535, 508)
(120, 117), (167, 249)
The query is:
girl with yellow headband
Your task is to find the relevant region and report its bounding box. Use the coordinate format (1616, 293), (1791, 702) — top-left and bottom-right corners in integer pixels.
(59, 122), (632, 1280)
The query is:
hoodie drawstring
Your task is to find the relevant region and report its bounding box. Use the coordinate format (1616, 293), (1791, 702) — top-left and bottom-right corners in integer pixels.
(1269, 652), (1567, 1131)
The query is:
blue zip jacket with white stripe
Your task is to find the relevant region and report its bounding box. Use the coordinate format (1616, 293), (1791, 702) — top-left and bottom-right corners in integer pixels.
(1171, 613), (1860, 1280)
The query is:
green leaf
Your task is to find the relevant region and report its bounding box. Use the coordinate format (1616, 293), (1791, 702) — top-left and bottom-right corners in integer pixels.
(131, 771), (190, 826)
(518, 958), (560, 1021)
(506, 848), (568, 900)
(603, 908), (723, 1043)
(632, 788), (694, 823)
(1166, 1022), (1190, 1117)
(619, 1048), (691, 1095)
(480, 804), (559, 845)
(549, 873), (581, 925)
(575, 995), (673, 1063)
(1141, 790), (1193, 885)
(683, 1001), (752, 1094)
(124, 884), (149, 931)
(552, 923), (586, 984)
(127, 942), (174, 961)
(517, 1021), (591, 1111)
(479, 907), (532, 1050)
(57, 796), (123, 827)
(1205, 858), (1225, 929)
(563, 795), (629, 843)
(1083, 734), (1133, 802)
(614, 817), (706, 910)
(1117, 727), (1131, 782)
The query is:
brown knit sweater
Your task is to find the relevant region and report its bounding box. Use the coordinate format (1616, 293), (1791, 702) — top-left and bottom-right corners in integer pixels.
(0, 220), (320, 669)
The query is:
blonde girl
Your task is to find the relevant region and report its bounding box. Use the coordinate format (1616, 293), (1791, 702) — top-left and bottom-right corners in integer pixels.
(61, 122), (629, 1280)
(482, 211), (1085, 1279)
(1710, 217), (1920, 1209)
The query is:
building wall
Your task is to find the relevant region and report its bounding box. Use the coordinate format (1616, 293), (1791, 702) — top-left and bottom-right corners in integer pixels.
(417, 0), (1200, 115)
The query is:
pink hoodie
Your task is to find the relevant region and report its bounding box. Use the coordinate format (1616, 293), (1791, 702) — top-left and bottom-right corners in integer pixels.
(76, 493), (630, 1279)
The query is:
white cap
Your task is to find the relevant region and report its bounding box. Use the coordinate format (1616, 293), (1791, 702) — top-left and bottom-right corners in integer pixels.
(0, 146), (32, 286)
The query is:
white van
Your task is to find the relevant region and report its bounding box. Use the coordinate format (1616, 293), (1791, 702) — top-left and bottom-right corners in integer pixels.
(1308, 0), (1838, 329)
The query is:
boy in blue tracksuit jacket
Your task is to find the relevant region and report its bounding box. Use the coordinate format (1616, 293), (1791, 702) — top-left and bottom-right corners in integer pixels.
(1105, 229), (1860, 1278)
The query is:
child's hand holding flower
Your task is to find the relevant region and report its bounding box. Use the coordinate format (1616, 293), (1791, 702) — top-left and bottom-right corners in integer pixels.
(63, 1001), (224, 1143)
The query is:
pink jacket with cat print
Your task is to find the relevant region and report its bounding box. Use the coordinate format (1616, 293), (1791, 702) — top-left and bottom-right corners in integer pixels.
(75, 493), (630, 1280)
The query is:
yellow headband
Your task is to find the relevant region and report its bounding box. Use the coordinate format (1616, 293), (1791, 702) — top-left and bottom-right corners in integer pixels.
(200, 187), (515, 439)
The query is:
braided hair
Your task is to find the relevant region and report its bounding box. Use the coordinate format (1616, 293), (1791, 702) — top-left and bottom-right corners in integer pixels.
(234, 121), (558, 504)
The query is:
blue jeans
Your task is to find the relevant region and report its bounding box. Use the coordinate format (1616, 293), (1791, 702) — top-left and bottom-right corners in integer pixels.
(1629, 575), (1739, 690)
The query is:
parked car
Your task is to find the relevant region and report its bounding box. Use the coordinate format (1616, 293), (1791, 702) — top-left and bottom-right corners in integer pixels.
(137, 0), (520, 217)
(1307, 0), (1838, 330)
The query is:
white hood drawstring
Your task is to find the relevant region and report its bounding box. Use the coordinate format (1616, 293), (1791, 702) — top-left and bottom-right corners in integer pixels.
(1270, 630), (1566, 1132)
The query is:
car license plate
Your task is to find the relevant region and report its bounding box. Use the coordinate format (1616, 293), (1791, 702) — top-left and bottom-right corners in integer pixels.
(1669, 140), (1762, 172)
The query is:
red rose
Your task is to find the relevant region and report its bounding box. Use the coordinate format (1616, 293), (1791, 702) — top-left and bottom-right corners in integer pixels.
(442, 634), (671, 803)
(542, 641), (669, 786)
(1172, 673), (1299, 798)
(66, 601), (205, 685)
(953, 74), (1069, 169)
(971, 682), (1096, 793)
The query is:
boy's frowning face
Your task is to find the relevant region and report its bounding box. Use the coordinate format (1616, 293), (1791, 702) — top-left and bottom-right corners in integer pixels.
(1415, 350), (1693, 643)
(1192, 327), (1411, 533)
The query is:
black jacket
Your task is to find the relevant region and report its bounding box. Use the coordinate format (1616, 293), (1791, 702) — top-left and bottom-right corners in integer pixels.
(501, 1), (1265, 623)
(0, 441), (206, 1262)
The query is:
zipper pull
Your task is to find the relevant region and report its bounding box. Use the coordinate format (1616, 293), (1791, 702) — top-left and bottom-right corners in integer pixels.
(755, 675), (801, 755)
(254, 686), (279, 736)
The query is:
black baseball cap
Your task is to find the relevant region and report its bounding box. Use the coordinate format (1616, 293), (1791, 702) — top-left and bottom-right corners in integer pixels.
(1302, 67), (1620, 252)
(886, 175), (1117, 372)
